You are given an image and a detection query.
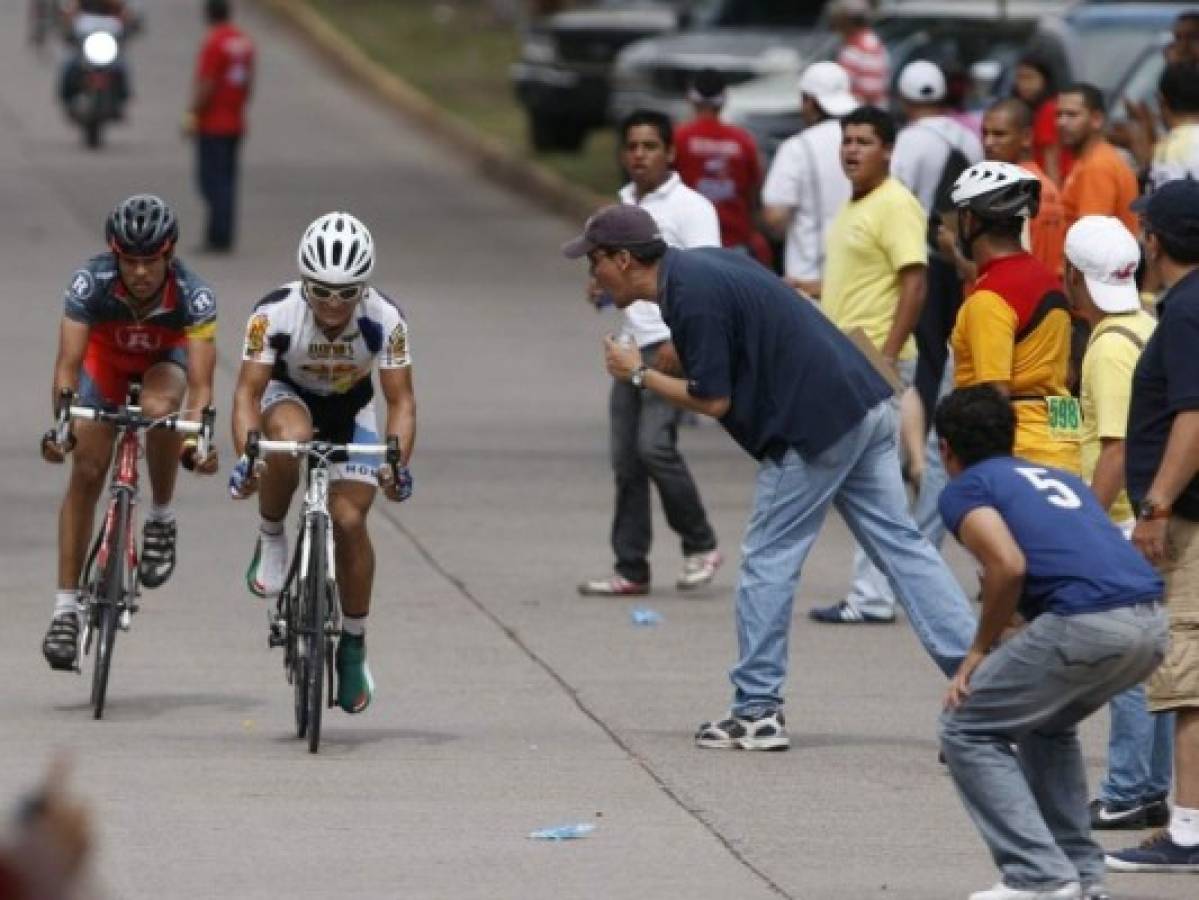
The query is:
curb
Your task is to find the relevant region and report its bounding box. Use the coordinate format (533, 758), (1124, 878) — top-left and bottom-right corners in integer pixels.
(253, 0), (607, 222)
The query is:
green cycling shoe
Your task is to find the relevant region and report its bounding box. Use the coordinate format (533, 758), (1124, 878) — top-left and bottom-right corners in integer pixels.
(335, 633), (375, 714)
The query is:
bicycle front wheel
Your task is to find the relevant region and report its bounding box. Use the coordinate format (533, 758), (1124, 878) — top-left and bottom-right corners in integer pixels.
(304, 515), (328, 753)
(91, 491), (130, 720)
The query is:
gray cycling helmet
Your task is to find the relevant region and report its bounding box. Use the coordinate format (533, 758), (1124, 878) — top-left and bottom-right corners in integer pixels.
(950, 162), (1042, 220)
(105, 194), (179, 256)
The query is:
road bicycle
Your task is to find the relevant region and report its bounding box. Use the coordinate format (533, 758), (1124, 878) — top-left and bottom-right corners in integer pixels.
(51, 384), (214, 719)
(244, 431), (398, 753)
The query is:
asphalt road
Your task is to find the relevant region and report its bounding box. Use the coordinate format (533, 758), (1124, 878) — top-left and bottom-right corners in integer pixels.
(0, 2), (1190, 898)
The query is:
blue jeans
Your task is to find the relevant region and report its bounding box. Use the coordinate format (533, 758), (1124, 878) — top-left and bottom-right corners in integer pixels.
(730, 401), (976, 715)
(1099, 682), (1174, 804)
(940, 604), (1168, 889)
(848, 362), (951, 615)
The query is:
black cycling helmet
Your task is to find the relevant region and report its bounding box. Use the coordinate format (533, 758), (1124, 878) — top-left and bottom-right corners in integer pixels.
(105, 194), (179, 256)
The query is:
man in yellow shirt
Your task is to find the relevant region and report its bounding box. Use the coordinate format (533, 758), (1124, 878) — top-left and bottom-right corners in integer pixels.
(948, 161), (1081, 474)
(811, 105), (929, 624)
(1064, 215), (1174, 832)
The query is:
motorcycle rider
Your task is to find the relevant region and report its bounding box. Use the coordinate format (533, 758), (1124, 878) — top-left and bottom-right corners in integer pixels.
(58, 0), (133, 111)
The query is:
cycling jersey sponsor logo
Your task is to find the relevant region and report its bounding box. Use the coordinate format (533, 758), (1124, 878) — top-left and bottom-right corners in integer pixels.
(190, 288), (215, 316)
(244, 313), (269, 356)
(115, 327), (162, 353)
(307, 341), (353, 359)
(69, 269), (95, 300)
(386, 323), (409, 366)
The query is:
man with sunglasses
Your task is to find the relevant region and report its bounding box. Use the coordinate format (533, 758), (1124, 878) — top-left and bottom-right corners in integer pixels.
(229, 211), (416, 715)
(39, 194), (219, 672)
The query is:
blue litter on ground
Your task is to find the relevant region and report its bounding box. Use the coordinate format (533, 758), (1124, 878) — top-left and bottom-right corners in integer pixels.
(630, 608), (663, 626)
(529, 823), (596, 841)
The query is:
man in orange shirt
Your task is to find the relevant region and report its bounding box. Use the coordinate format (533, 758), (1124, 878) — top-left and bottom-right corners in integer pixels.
(1058, 83), (1138, 233)
(983, 99), (1065, 276)
(187, 0), (255, 253)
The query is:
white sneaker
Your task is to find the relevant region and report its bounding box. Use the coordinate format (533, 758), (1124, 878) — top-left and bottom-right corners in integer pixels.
(676, 549), (722, 590)
(246, 530), (288, 598)
(969, 882), (1080, 900)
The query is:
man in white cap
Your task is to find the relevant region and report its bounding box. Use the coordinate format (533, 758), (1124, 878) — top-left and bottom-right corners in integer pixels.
(891, 60), (983, 215)
(761, 61), (857, 297)
(1064, 216), (1174, 835)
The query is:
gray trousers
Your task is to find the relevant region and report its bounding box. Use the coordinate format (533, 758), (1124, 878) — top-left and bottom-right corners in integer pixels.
(940, 603), (1168, 889)
(609, 344), (717, 584)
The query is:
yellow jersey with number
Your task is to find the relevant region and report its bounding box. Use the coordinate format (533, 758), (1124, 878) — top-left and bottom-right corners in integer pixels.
(952, 252), (1080, 473)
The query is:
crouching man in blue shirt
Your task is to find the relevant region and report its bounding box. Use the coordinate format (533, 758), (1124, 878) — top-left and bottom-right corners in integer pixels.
(936, 385), (1167, 900)
(563, 204), (977, 751)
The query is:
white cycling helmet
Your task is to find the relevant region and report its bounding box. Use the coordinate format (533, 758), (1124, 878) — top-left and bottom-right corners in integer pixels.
(950, 162), (1041, 219)
(297, 212), (375, 285)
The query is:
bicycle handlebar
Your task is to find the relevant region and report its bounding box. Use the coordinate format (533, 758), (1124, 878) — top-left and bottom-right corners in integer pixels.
(51, 388), (215, 456)
(68, 405), (207, 434)
(245, 431), (400, 467)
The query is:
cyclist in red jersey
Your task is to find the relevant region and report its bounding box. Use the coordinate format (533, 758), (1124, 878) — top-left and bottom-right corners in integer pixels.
(39, 195), (219, 671)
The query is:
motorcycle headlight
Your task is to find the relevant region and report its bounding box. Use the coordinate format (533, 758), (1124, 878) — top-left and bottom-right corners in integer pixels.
(522, 34), (556, 65)
(82, 32), (119, 67)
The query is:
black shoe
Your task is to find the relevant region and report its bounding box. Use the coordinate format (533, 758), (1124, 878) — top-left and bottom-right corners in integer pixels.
(1090, 796), (1170, 830)
(139, 519), (176, 589)
(1145, 795), (1171, 828)
(42, 613), (79, 671)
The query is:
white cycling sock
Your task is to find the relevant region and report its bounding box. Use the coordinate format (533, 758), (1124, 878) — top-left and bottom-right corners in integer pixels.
(1169, 805), (1199, 847)
(342, 615), (366, 637)
(147, 504), (174, 524)
(54, 590), (79, 618)
(259, 517), (284, 538)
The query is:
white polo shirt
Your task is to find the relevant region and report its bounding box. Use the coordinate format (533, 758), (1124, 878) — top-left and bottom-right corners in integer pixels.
(618, 172), (720, 347)
(891, 115), (983, 213)
(762, 118), (851, 281)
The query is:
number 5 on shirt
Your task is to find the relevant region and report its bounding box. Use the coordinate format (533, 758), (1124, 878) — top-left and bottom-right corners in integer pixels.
(1016, 466), (1082, 509)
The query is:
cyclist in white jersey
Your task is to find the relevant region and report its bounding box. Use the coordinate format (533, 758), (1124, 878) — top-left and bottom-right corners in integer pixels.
(228, 212), (416, 714)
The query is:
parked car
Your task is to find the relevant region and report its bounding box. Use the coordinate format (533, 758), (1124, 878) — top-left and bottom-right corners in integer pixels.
(1023, 1), (1192, 123)
(511, 1), (690, 152)
(721, 0), (1068, 162)
(607, 0), (834, 127)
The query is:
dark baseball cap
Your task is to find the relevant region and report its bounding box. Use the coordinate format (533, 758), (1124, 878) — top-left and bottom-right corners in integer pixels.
(562, 204), (664, 259)
(1131, 179), (1199, 251)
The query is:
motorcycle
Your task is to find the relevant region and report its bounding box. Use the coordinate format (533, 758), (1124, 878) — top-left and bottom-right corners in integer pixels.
(61, 14), (128, 148)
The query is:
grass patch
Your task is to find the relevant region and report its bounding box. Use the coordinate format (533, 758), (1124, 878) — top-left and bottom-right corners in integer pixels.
(301, 0), (621, 197)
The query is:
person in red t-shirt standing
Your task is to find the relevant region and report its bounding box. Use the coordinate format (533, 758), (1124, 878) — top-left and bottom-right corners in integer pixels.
(673, 69), (770, 266)
(186, 0), (254, 253)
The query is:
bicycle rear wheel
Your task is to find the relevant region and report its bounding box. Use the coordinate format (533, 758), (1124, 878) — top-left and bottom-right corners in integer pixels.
(91, 492), (129, 719)
(304, 515), (328, 753)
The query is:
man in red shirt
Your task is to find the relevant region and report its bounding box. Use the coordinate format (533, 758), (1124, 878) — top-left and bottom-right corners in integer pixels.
(187, 0), (254, 253)
(673, 69), (770, 265)
(829, 0), (890, 108)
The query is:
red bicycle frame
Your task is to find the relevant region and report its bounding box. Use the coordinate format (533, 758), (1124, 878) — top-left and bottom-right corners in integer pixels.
(93, 426), (140, 581)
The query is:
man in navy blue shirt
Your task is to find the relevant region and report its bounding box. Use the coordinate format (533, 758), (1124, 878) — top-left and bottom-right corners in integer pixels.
(1109, 178), (1199, 873)
(935, 385), (1166, 900)
(562, 204), (977, 751)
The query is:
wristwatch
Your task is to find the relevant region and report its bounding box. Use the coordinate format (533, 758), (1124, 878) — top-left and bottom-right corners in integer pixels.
(630, 364), (649, 389)
(1138, 498), (1171, 521)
